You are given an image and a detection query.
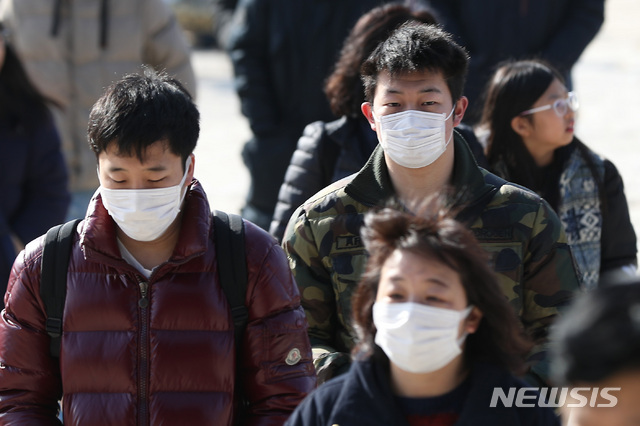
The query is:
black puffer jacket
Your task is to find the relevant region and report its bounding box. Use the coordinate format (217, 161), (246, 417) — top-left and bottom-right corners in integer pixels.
(269, 116), (377, 241)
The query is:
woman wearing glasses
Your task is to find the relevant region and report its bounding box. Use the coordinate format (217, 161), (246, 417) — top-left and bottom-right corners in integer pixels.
(478, 59), (636, 290)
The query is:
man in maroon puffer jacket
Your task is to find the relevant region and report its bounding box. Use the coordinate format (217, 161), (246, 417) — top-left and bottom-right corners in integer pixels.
(0, 69), (316, 425)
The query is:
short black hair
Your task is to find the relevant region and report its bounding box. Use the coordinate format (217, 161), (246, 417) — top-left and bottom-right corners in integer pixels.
(551, 282), (640, 385)
(88, 68), (199, 166)
(360, 22), (469, 104)
(324, 4), (437, 117)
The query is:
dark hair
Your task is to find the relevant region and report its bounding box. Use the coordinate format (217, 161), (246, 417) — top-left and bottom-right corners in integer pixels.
(0, 23), (57, 134)
(481, 59), (606, 211)
(360, 23), (468, 105)
(551, 282), (640, 385)
(481, 60), (561, 191)
(351, 198), (532, 375)
(87, 68), (199, 166)
(324, 4), (437, 118)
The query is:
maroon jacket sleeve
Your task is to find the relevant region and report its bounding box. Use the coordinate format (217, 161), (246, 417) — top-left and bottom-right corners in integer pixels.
(240, 221), (317, 425)
(0, 237), (63, 424)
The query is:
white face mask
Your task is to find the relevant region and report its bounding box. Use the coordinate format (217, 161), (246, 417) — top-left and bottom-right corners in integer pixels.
(373, 302), (473, 374)
(100, 157), (191, 242)
(374, 107), (455, 168)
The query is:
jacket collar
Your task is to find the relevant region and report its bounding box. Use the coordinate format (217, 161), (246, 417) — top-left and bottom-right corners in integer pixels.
(343, 358), (526, 424)
(344, 130), (493, 208)
(80, 180), (211, 266)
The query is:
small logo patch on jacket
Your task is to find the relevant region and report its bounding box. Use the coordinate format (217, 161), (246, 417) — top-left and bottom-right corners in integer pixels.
(336, 236), (362, 250)
(285, 348), (302, 365)
(473, 228), (513, 241)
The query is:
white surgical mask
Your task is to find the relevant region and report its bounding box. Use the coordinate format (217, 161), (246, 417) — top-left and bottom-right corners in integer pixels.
(374, 107), (455, 168)
(100, 157), (191, 242)
(373, 302), (472, 374)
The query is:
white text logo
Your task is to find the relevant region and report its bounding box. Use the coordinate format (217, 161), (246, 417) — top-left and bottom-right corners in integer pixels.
(490, 387), (620, 408)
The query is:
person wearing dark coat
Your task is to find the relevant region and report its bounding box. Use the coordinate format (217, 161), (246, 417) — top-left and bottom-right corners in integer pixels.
(227, 0), (407, 230)
(0, 23), (69, 302)
(427, 0), (605, 124)
(285, 204), (559, 426)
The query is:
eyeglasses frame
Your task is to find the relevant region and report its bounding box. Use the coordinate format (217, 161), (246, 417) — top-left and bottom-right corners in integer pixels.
(519, 92), (579, 117)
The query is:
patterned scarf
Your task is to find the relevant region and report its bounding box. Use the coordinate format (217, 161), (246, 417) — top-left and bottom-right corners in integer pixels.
(557, 148), (604, 290)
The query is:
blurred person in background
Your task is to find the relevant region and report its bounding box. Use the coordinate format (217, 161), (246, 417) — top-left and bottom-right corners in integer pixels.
(0, 0), (196, 221)
(426, 0), (605, 125)
(227, 0), (416, 230)
(480, 59), (637, 290)
(551, 282), (640, 425)
(211, 0), (238, 49)
(0, 22), (69, 307)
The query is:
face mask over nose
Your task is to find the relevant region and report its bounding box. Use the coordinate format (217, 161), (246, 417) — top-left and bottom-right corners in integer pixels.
(373, 301), (473, 374)
(99, 157), (192, 242)
(374, 107), (455, 168)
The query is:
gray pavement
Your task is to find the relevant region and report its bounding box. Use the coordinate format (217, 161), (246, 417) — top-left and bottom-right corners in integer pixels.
(191, 0), (640, 252)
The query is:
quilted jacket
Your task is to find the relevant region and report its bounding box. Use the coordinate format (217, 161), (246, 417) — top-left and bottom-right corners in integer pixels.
(0, 180), (316, 425)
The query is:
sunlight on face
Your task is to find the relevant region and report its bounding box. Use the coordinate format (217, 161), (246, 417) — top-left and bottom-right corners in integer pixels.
(376, 249), (468, 310)
(97, 140), (192, 190)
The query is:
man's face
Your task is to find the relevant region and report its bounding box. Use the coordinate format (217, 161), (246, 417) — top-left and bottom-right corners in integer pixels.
(98, 140), (194, 191)
(361, 69), (467, 142)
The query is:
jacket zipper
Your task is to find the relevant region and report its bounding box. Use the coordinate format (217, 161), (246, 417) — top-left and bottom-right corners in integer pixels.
(138, 279), (150, 426)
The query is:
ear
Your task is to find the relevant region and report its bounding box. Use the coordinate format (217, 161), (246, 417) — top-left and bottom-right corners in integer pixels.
(464, 306), (483, 335)
(510, 115), (532, 138)
(361, 102), (377, 131)
(186, 153), (195, 184)
(452, 96), (469, 127)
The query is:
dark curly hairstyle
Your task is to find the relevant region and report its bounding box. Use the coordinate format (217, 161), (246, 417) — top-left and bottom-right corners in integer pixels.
(351, 197), (532, 375)
(324, 3), (437, 118)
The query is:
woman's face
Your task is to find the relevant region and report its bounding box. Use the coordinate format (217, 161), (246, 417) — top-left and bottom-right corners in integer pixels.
(520, 78), (576, 156)
(375, 249), (478, 337)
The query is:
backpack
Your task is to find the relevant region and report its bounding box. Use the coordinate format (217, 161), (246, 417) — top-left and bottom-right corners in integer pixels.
(39, 210), (248, 359)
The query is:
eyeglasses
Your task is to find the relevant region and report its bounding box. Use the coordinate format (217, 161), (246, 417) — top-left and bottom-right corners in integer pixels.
(519, 92), (579, 117)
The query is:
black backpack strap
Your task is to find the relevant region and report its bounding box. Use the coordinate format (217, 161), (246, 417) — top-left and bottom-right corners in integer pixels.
(40, 219), (81, 358)
(212, 210), (248, 348)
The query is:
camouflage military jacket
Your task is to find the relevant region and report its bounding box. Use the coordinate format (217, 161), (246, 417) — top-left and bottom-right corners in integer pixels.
(283, 132), (580, 384)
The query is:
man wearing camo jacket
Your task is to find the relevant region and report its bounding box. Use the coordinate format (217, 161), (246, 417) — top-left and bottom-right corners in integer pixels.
(283, 23), (581, 388)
